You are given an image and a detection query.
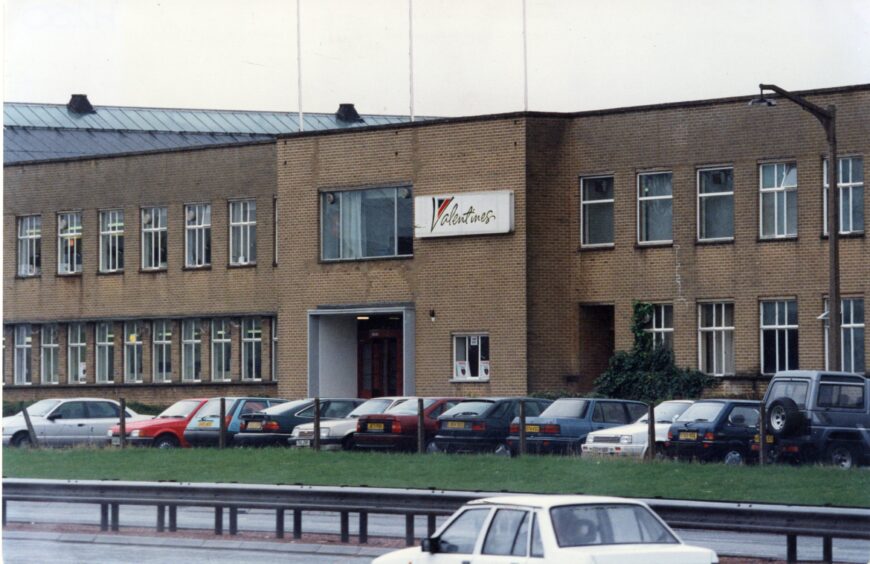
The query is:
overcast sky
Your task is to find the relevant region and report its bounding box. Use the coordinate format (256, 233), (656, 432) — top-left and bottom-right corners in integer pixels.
(4, 0), (870, 117)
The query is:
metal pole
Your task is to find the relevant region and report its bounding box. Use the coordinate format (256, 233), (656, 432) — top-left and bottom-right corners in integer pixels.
(787, 534), (797, 563)
(408, 0), (414, 122)
(822, 536), (833, 563)
(169, 505), (177, 531)
(157, 505), (165, 532)
(359, 511), (369, 544)
(646, 403), (656, 462)
(110, 503), (119, 531)
(826, 109), (841, 371)
(758, 402), (767, 466)
(522, 0), (528, 111)
(293, 508), (302, 539)
(405, 514), (415, 546)
(214, 506), (223, 535)
(276, 509), (285, 538)
(100, 503), (109, 531)
(296, 0), (303, 131)
(417, 397), (425, 454)
(518, 400), (527, 456)
(340, 511), (349, 543)
(119, 398), (127, 448)
(313, 397), (321, 451)
(22, 407), (38, 447)
(219, 398), (227, 449)
(229, 507), (238, 535)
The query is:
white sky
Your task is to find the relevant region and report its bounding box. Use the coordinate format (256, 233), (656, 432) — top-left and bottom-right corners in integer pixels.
(3, 0), (870, 117)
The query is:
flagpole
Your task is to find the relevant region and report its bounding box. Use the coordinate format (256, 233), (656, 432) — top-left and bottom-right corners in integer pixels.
(409, 0), (415, 122)
(522, 0), (528, 112)
(297, 0), (304, 131)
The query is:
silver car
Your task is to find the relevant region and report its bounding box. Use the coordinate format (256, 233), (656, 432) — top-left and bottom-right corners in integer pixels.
(2, 398), (151, 447)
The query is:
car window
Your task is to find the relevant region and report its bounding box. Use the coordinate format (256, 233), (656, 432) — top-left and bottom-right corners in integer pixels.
(438, 508), (490, 554)
(550, 504), (678, 547)
(677, 402), (725, 422)
(387, 399), (436, 415)
(626, 403), (648, 421)
(482, 509), (529, 556)
(260, 399), (309, 416)
(87, 402), (120, 418)
(726, 406), (759, 427)
(513, 401), (542, 417)
(596, 402), (627, 423)
(429, 401), (459, 418)
(817, 384), (865, 409)
(443, 401), (495, 418)
(541, 399), (588, 418)
(196, 399), (239, 418)
(52, 401), (87, 419)
(768, 380), (809, 408)
(241, 401), (267, 415)
(322, 401), (358, 418)
(531, 515), (544, 558)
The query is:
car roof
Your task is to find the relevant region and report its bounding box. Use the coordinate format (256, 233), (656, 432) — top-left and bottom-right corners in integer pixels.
(694, 398), (759, 405)
(471, 495), (646, 509)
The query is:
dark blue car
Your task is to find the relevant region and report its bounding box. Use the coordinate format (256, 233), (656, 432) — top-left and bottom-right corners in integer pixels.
(233, 398), (363, 447)
(506, 398), (648, 455)
(432, 397), (552, 454)
(666, 399), (761, 465)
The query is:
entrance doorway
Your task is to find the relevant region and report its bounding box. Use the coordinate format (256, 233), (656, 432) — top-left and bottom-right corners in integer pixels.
(357, 316), (403, 398)
(579, 305), (615, 388)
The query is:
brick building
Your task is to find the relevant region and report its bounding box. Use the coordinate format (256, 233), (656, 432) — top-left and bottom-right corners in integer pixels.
(4, 85), (868, 405)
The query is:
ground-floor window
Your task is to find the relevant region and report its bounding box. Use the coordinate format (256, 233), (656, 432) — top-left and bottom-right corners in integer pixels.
(14, 324), (32, 385)
(453, 334), (490, 380)
(242, 318), (262, 381)
(698, 303), (735, 376)
(761, 300), (798, 374)
(182, 319), (202, 382)
(41, 325), (59, 384)
(825, 298), (865, 374)
(212, 319), (232, 381)
(124, 321), (143, 383)
(643, 304), (673, 350)
(153, 320), (172, 382)
(68, 323), (86, 383)
(96, 322), (115, 383)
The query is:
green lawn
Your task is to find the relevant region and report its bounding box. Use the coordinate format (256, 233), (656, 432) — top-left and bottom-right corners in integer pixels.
(3, 447), (868, 508)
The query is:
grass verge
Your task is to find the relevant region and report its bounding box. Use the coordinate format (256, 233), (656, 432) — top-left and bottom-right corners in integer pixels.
(3, 447), (868, 508)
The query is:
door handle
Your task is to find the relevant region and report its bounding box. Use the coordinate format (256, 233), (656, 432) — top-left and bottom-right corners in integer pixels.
(77, 423), (86, 427)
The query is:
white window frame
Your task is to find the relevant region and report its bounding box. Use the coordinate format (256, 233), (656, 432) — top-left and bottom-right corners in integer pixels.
(824, 298), (865, 374)
(96, 322), (115, 383)
(211, 319), (232, 382)
(185, 204), (212, 268)
(40, 324), (59, 384)
(17, 216), (42, 277)
(229, 200), (257, 266)
(697, 167), (735, 242)
(271, 317), (278, 382)
(141, 207), (168, 270)
(57, 212), (83, 274)
(637, 172), (673, 245)
(242, 318), (262, 381)
(14, 324), (32, 385)
(451, 333), (491, 381)
(68, 323), (87, 384)
(580, 175), (615, 248)
(759, 162), (798, 239)
(760, 300), (799, 375)
(823, 157), (864, 235)
(99, 209), (125, 273)
(124, 321), (143, 383)
(698, 303), (735, 376)
(182, 319), (202, 382)
(152, 320), (172, 383)
(644, 304), (674, 350)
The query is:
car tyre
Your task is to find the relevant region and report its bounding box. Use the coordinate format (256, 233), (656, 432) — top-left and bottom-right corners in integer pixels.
(767, 397), (804, 437)
(826, 442), (859, 469)
(12, 432), (32, 448)
(342, 435), (355, 451)
(494, 444), (512, 457)
(153, 434), (180, 449)
(723, 449), (745, 465)
(654, 443), (667, 461)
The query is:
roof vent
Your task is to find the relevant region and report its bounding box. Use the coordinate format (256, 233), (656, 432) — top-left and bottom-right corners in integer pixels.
(67, 94), (96, 115)
(335, 103), (363, 123)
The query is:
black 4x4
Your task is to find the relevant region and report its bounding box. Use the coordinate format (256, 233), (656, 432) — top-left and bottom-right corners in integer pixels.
(762, 371), (870, 468)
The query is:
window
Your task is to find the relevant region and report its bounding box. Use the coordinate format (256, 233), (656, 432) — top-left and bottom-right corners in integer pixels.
(53, 401), (87, 419)
(99, 210), (124, 272)
(211, 319), (232, 381)
(96, 322), (115, 383)
(242, 318), (262, 381)
(17, 216), (42, 276)
(153, 320), (172, 383)
(824, 298), (865, 374)
(141, 207), (168, 270)
(580, 176), (614, 247)
(229, 200), (256, 265)
(14, 325), (32, 384)
(760, 162), (798, 238)
(271, 318), (278, 382)
(592, 402), (628, 424)
(438, 509), (490, 554)
(87, 401), (120, 418)
(698, 167), (734, 240)
(57, 212), (83, 274)
(824, 157), (864, 234)
(321, 186), (413, 260)
(817, 383), (865, 409)
(643, 304), (673, 350)
(68, 323), (86, 383)
(185, 204), (212, 267)
(124, 321), (143, 383)
(483, 509), (530, 557)
(761, 300), (798, 374)
(637, 172), (673, 243)
(182, 319), (202, 381)
(453, 334), (490, 379)
(699, 303), (735, 376)
(40, 325), (59, 384)
(726, 406), (759, 427)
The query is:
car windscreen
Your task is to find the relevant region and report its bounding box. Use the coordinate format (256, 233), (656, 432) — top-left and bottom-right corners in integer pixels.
(348, 399), (399, 417)
(23, 399), (61, 417)
(441, 401), (495, 418)
(386, 399), (436, 415)
(261, 399), (309, 415)
(675, 402), (724, 423)
(196, 398), (239, 418)
(550, 504), (678, 547)
(638, 401), (692, 423)
(158, 400), (204, 418)
(540, 399), (589, 418)
(768, 380), (809, 409)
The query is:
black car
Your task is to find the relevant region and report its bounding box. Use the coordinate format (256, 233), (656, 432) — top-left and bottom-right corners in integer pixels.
(432, 397), (552, 454)
(233, 398), (363, 447)
(665, 399), (761, 465)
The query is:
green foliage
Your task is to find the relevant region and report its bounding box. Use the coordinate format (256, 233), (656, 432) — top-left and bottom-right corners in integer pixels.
(529, 390), (601, 400)
(126, 401), (168, 416)
(3, 400), (36, 418)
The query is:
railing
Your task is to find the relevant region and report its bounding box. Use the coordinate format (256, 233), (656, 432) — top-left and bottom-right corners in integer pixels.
(3, 478), (869, 563)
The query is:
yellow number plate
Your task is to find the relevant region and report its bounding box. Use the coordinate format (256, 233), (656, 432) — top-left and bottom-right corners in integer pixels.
(754, 434), (774, 444)
(525, 425), (540, 433)
(678, 431), (698, 440)
(447, 421), (466, 429)
(368, 423), (385, 431)
(247, 422), (262, 430)
(198, 420), (214, 428)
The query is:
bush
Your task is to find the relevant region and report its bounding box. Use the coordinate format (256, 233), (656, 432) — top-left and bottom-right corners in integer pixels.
(125, 401), (167, 415)
(3, 400), (36, 417)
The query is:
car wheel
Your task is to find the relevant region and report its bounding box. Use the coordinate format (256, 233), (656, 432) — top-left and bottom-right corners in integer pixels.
(826, 442), (858, 469)
(723, 449), (745, 465)
(767, 397), (804, 437)
(494, 444), (512, 457)
(654, 443), (667, 461)
(342, 435), (355, 451)
(425, 441), (441, 454)
(12, 432), (32, 448)
(153, 435), (180, 449)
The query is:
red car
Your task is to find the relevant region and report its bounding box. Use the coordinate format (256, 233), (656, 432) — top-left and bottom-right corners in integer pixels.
(354, 397), (464, 451)
(109, 398), (208, 448)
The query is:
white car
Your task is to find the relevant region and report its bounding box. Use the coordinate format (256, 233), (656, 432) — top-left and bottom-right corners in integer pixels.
(374, 495), (718, 564)
(2, 398), (151, 447)
(582, 400), (694, 458)
(289, 396), (411, 450)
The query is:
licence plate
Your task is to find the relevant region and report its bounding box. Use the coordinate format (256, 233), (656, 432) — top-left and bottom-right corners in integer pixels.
(296, 439), (310, 447)
(679, 431), (698, 440)
(111, 437), (120, 446)
(368, 423), (385, 432)
(525, 425), (540, 433)
(447, 421), (466, 429)
(198, 420), (214, 428)
(754, 434), (775, 444)
(246, 422), (262, 430)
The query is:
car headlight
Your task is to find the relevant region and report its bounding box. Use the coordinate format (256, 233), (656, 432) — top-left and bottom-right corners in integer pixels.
(130, 430), (140, 438)
(619, 435), (633, 444)
(319, 428), (330, 438)
(291, 428), (302, 437)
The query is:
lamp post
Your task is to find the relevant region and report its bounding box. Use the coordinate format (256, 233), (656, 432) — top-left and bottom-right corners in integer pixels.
(749, 84), (840, 371)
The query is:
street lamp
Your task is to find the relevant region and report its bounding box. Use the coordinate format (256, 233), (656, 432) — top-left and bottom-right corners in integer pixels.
(749, 84), (841, 371)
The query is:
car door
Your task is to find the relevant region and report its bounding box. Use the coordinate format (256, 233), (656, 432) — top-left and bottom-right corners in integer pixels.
(86, 401), (123, 443)
(425, 507), (492, 564)
(44, 401), (90, 446)
(476, 507), (533, 564)
(721, 404), (759, 451)
(591, 401), (628, 432)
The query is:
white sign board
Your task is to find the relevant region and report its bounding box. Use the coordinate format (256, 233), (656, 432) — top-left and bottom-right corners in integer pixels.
(414, 191), (514, 238)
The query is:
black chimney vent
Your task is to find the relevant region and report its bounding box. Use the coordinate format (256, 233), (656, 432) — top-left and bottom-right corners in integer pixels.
(335, 103), (363, 123)
(67, 94), (96, 115)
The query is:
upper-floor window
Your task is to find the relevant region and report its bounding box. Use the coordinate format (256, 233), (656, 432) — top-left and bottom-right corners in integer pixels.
(638, 172), (673, 244)
(321, 187), (413, 260)
(142, 207), (168, 270)
(124, 321), (143, 383)
(760, 300), (798, 375)
(698, 167), (734, 241)
(41, 325), (59, 384)
(824, 297), (865, 375)
(698, 303), (735, 376)
(824, 157), (864, 235)
(643, 304), (673, 350)
(57, 212), (83, 274)
(760, 162), (797, 239)
(453, 334), (490, 380)
(229, 200), (257, 265)
(68, 323), (87, 384)
(99, 210), (124, 272)
(242, 318), (262, 381)
(17, 216), (41, 276)
(153, 320), (172, 383)
(14, 325), (32, 384)
(96, 322), (115, 383)
(185, 204), (212, 268)
(580, 176), (614, 247)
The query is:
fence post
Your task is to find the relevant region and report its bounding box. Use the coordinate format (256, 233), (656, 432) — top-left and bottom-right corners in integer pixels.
(427, 514), (437, 537)
(646, 403), (656, 462)
(313, 397), (321, 451)
(157, 505), (165, 532)
(786, 534), (797, 563)
(110, 503), (119, 531)
(359, 511), (368, 544)
(417, 398), (425, 454)
(22, 407), (38, 447)
(219, 398), (227, 449)
(340, 511), (349, 543)
(168, 505), (177, 532)
(276, 508), (285, 538)
(759, 402), (767, 466)
(405, 514), (415, 546)
(119, 398), (127, 448)
(822, 536), (832, 564)
(293, 508), (302, 539)
(100, 503), (109, 531)
(214, 506), (223, 535)
(229, 507), (238, 535)
(518, 400), (527, 456)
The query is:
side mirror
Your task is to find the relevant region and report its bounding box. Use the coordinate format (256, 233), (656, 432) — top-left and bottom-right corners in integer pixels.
(421, 537), (439, 553)
(47, 413), (62, 421)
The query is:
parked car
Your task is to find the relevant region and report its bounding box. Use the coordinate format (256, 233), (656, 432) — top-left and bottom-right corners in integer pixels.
(759, 370), (869, 468)
(432, 397), (552, 455)
(107, 398), (208, 448)
(2, 398), (150, 447)
(354, 397), (464, 451)
(373, 495), (718, 564)
(234, 398), (363, 447)
(183, 397), (287, 447)
(666, 399), (761, 465)
(582, 400), (694, 458)
(506, 398), (647, 455)
(289, 396), (411, 450)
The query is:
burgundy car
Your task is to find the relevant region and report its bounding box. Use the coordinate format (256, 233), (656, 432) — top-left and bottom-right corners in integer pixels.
(354, 397), (464, 451)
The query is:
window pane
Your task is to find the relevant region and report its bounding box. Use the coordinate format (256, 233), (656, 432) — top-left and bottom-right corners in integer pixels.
(584, 201), (613, 245)
(761, 192), (775, 237)
(483, 509), (528, 556)
(583, 177), (613, 201)
(701, 195), (733, 239)
(761, 164), (776, 188)
(640, 199), (672, 242)
(360, 188), (396, 257)
(852, 187), (864, 232)
(762, 330), (777, 374)
(639, 173), (672, 197)
(439, 509), (490, 554)
(786, 329), (799, 370)
(700, 169), (733, 194)
(322, 193), (341, 259)
(397, 189), (414, 255)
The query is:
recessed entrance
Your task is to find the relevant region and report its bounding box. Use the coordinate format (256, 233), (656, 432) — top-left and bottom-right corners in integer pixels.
(357, 316), (403, 398)
(579, 304), (615, 387)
